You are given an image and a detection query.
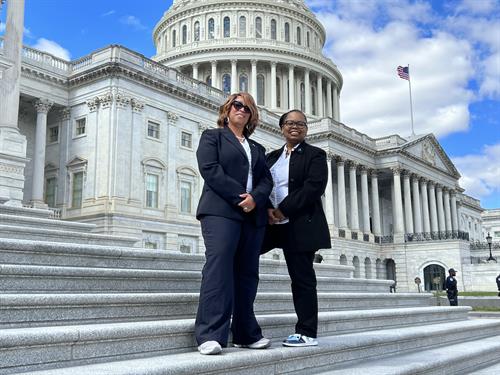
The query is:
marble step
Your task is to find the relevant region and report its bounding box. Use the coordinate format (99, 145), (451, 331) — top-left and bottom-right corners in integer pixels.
(0, 238), (354, 278)
(0, 214), (96, 233)
(0, 307), (473, 375)
(0, 264), (393, 294)
(0, 292), (434, 328)
(10, 319), (500, 375)
(0, 225), (138, 247)
(467, 359), (500, 374)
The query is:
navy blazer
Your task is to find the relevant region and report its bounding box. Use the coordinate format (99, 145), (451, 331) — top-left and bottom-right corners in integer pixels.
(196, 126), (272, 227)
(262, 141), (331, 252)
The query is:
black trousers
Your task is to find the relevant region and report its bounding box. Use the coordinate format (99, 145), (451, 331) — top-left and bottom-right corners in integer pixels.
(195, 215), (265, 346)
(447, 290), (458, 306)
(274, 223), (318, 338)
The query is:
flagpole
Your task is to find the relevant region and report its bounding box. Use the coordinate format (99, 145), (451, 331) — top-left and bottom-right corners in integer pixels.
(407, 64), (415, 136)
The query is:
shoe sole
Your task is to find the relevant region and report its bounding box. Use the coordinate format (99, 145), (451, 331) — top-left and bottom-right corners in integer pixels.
(233, 342), (271, 349)
(282, 342), (318, 347)
(199, 346), (222, 355)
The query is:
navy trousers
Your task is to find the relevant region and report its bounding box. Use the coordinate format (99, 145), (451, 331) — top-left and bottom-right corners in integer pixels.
(195, 215), (265, 346)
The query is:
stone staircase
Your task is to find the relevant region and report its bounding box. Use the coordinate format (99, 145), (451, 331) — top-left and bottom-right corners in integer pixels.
(1, 205), (500, 374)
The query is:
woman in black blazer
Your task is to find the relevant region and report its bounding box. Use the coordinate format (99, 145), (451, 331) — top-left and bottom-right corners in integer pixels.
(195, 92), (272, 355)
(263, 109), (331, 347)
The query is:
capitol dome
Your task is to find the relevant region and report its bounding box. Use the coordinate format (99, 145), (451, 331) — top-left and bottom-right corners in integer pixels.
(152, 0), (342, 120)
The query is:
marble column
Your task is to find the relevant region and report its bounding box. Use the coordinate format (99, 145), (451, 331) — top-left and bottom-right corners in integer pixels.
(304, 69), (311, 115)
(392, 167), (405, 237)
(403, 171), (414, 234)
(412, 174), (422, 234)
(326, 80), (333, 118)
(325, 153), (335, 230)
(436, 185), (445, 233)
(420, 179), (431, 236)
(444, 188), (452, 232)
(349, 162), (359, 231)
(451, 191), (458, 233)
(428, 182), (439, 234)
(230, 60), (237, 94)
(251, 59), (257, 98)
(210, 60), (217, 89)
(370, 170), (381, 236)
(288, 64), (295, 109)
(317, 74), (323, 118)
(333, 85), (340, 122)
(0, 0), (27, 206)
(336, 157), (347, 228)
(270, 62), (277, 109)
(31, 99), (53, 207)
(360, 166), (370, 233)
(192, 63), (199, 80)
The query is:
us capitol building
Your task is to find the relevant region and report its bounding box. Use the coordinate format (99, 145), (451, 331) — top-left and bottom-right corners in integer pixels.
(0, 0), (497, 292)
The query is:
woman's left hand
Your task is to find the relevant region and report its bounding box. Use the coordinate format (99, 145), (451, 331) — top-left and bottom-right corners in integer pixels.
(238, 193), (256, 213)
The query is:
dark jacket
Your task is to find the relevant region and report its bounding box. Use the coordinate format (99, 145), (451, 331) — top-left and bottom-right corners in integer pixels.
(196, 126), (272, 227)
(262, 141), (331, 253)
(496, 274), (500, 290)
(445, 276), (457, 292)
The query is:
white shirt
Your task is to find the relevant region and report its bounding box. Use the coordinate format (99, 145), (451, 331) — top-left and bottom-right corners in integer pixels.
(240, 138), (253, 193)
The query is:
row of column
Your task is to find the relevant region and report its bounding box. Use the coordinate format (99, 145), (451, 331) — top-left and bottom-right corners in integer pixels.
(190, 59), (340, 120)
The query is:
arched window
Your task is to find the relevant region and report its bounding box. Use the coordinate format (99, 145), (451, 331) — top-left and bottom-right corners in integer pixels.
(206, 75), (212, 86)
(208, 18), (215, 39)
(257, 74), (265, 105)
(194, 21), (200, 42)
(424, 264), (445, 291)
(276, 77), (281, 108)
(311, 87), (316, 115)
(239, 74), (248, 92)
(271, 19), (277, 40)
(284, 22), (290, 42)
(353, 256), (360, 278)
(182, 25), (187, 44)
(222, 73), (231, 94)
(296, 26), (301, 45)
(306, 31), (310, 48)
(364, 258), (372, 279)
(255, 17), (262, 38)
(376, 259), (383, 279)
(172, 29), (177, 47)
(223, 16), (230, 38)
(300, 82), (305, 112)
(386, 259), (397, 288)
(239, 16), (246, 37)
(339, 254), (348, 265)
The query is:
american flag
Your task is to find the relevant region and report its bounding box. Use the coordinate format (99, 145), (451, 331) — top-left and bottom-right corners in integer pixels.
(397, 65), (410, 80)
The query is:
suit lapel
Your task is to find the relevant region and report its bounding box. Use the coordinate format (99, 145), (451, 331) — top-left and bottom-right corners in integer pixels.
(249, 140), (259, 169)
(222, 126), (247, 159)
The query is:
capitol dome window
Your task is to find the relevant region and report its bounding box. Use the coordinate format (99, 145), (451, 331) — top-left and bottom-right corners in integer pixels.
(257, 74), (265, 105)
(172, 29), (177, 47)
(311, 86), (317, 115)
(276, 77), (281, 107)
(255, 17), (262, 38)
(208, 18), (215, 39)
(222, 74), (231, 94)
(297, 27), (302, 45)
(300, 83), (305, 112)
(224, 16), (230, 38)
(270, 19), (277, 40)
(182, 25), (188, 44)
(284, 22), (290, 42)
(306, 31), (310, 48)
(194, 21), (200, 42)
(239, 74), (248, 92)
(206, 75), (212, 86)
(239, 16), (246, 37)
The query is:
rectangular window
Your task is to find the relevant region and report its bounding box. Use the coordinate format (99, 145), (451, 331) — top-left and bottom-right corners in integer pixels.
(146, 174), (159, 208)
(72, 172), (83, 208)
(181, 131), (192, 149)
(75, 118), (86, 136)
(48, 126), (59, 143)
(494, 231), (500, 237)
(180, 181), (192, 213)
(45, 177), (57, 208)
(147, 121), (160, 139)
(144, 241), (158, 249)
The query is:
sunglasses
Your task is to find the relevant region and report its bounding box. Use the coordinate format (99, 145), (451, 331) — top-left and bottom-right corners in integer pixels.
(232, 100), (251, 114)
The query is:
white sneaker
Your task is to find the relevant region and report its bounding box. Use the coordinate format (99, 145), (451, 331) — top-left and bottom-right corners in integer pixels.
(198, 340), (222, 355)
(233, 337), (271, 349)
(282, 333), (318, 347)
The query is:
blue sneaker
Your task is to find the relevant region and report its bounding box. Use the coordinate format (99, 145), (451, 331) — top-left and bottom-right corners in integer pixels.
(282, 333), (318, 347)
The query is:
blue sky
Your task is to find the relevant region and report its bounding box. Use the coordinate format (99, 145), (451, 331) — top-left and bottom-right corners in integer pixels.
(1, 0), (499, 208)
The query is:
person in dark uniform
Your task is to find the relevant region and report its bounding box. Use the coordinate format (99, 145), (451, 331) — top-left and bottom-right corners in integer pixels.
(445, 268), (458, 306)
(195, 92), (272, 355)
(496, 273), (500, 297)
(262, 109), (331, 347)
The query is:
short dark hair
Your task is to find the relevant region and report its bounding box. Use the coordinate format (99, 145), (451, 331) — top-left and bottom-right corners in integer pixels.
(278, 109), (307, 128)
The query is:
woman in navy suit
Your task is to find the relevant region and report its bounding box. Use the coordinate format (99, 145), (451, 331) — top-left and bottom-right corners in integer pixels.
(195, 92), (272, 355)
(262, 109), (331, 347)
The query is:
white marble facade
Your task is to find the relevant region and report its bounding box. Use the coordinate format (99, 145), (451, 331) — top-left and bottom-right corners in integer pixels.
(0, 0), (493, 291)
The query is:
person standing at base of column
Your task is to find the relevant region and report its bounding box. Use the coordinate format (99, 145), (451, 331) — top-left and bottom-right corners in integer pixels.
(445, 268), (458, 306)
(496, 273), (500, 297)
(195, 92), (272, 355)
(262, 109), (331, 347)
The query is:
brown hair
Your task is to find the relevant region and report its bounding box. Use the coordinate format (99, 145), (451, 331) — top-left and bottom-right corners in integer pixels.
(216, 92), (259, 137)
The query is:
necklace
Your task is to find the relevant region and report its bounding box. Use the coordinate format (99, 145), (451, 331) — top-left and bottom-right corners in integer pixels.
(236, 135), (245, 142)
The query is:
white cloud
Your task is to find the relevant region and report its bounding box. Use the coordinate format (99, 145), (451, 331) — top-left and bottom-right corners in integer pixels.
(453, 143), (500, 201)
(0, 22), (5, 33)
(32, 38), (71, 60)
(101, 10), (116, 17)
(120, 15), (147, 30)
